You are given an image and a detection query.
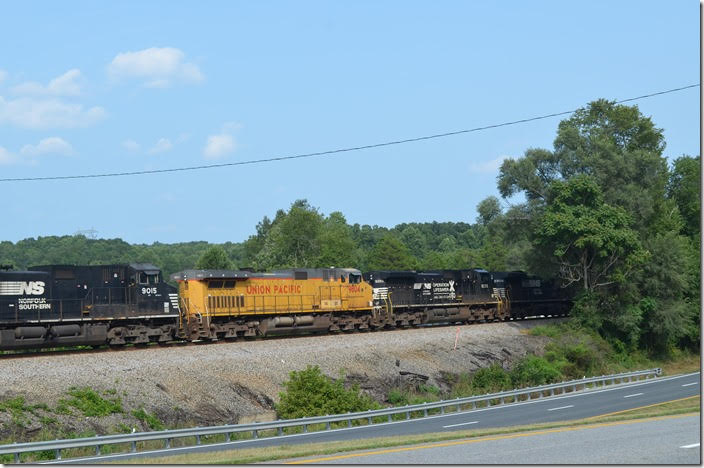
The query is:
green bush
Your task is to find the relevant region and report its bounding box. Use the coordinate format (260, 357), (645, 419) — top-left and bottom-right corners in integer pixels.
(510, 356), (561, 387)
(471, 364), (511, 394)
(276, 366), (379, 419)
(387, 389), (409, 406)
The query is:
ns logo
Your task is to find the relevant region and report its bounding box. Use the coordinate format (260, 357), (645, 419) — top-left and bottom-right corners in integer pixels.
(22, 282), (45, 295)
(0, 281), (45, 296)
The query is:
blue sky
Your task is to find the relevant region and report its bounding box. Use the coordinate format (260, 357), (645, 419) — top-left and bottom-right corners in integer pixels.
(0, 1), (699, 244)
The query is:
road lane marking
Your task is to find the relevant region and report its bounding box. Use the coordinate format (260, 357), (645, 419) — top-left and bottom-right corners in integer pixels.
(584, 395), (699, 420)
(681, 382), (698, 387)
(680, 443), (700, 449)
(547, 405), (574, 411)
(443, 421), (478, 428)
(623, 393), (643, 398)
(286, 413), (697, 464)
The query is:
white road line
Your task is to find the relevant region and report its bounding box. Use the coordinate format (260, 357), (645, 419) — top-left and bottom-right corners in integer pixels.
(443, 421), (479, 428)
(623, 393), (644, 398)
(680, 443), (700, 449)
(547, 405), (574, 411)
(681, 382), (698, 387)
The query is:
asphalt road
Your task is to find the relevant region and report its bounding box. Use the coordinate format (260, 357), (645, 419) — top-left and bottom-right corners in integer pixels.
(59, 371), (700, 463)
(288, 414), (701, 464)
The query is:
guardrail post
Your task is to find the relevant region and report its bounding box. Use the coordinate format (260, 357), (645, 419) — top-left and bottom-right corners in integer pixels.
(573, 384), (577, 392)
(14, 453), (19, 463)
(347, 419), (352, 428)
(326, 421), (331, 430)
(55, 449), (61, 460)
(166, 437), (173, 448)
(253, 430), (259, 438)
(388, 414), (392, 422)
(440, 406), (445, 415)
(406, 411), (410, 420)
(423, 408), (428, 417)
(367, 417), (372, 425)
(95, 445), (101, 456)
(303, 425), (307, 434)
(278, 427), (283, 436)
(500, 397), (505, 404)
(471, 401), (476, 409)
(196, 435), (201, 445)
(131, 441), (137, 452)
(456, 403), (461, 412)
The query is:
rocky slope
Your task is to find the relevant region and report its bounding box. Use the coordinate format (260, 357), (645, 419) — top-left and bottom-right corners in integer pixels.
(0, 319), (558, 441)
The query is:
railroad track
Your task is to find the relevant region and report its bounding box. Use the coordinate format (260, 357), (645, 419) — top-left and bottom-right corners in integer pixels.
(0, 313), (568, 359)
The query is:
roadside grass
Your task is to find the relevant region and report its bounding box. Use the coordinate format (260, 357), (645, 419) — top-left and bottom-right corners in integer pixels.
(112, 395), (699, 465)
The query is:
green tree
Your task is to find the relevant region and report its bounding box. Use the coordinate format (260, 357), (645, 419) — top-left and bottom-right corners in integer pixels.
(476, 196), (503, 225)
(254, 200), (324, 269)
(318, 212), (356, 267)
(365, 235), (416, 270)
(667, 155), (700, 238)
(536, 175), (647, 292)
(195, 246), (234, 269)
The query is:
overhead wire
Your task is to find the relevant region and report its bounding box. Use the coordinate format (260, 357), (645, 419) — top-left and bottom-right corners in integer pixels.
(0, 83), (698, 183)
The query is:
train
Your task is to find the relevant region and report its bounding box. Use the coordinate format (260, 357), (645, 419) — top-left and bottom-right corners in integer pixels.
(0, 263), (572, 350)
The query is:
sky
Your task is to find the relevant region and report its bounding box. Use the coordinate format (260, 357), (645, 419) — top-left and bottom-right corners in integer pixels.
(0, 0), (699, 245)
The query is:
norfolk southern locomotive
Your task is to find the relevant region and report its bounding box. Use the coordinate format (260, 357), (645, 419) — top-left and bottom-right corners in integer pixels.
(0, 264), (178, 349)
(0, 263), (571, 351)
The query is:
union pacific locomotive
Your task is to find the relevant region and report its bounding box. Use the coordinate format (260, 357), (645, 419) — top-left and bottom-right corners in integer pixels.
(0, 263), (571, 350)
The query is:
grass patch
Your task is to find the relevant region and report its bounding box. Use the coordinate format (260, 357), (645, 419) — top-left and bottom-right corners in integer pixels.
(131, 408), (165, 431)
(59, 387), (123, 417)
(113, 395), (699, 464)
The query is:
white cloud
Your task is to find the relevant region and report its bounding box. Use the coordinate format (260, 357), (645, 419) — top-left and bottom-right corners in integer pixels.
(11, 69), (83, 96)
(202, 122), (240, 159)
(203, 134), (235, 159)
(469, 155), (509, 174)
(108, 47), (204, 87)
(0, 96), (106, 129)
(148, 138), (173, 154)
(0, 146), (17, 165)
(21, 137), (75, 157)
(122, 139), (141, 152)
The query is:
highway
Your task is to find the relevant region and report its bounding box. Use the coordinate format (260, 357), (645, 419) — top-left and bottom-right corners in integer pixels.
(63, 371), (700, 463)
(287, 414), (701, 464)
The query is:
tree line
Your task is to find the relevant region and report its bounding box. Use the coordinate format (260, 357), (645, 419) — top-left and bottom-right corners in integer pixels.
(0, 99), (698, 356)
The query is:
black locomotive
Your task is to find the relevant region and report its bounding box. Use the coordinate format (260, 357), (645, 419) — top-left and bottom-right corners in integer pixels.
(0, 264), (178, 349)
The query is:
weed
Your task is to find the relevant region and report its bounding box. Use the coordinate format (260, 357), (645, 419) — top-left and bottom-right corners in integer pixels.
(59, 387), (123, 417)
(131, 407), (165, 431)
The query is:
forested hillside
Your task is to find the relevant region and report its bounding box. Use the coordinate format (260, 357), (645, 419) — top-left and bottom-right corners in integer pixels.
(0, 99), (699, 356)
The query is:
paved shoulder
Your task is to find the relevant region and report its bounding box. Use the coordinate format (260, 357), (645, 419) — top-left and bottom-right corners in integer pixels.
(288, 414), (701, 464)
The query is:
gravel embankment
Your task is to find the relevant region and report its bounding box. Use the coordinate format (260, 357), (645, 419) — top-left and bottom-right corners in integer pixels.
(1, 319), (558, 434)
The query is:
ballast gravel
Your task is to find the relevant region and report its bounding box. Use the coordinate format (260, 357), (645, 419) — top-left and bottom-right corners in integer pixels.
(1, 320), (556, 430)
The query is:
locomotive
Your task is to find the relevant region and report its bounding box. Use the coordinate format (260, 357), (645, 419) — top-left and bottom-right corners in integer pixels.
(0, 263), (571, 351)
(0, 264), (178, 349)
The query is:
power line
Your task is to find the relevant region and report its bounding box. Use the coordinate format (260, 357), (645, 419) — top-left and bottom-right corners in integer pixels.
(1, 83), (698, 183)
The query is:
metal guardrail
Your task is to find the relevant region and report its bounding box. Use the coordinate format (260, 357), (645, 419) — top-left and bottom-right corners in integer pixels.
(1, 368), (661, 464)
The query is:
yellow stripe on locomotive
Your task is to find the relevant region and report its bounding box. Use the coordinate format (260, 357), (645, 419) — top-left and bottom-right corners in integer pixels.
(171, 268), (372, 340)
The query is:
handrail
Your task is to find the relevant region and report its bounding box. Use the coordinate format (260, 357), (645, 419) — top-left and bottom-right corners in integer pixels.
(0, 368), (662, 463)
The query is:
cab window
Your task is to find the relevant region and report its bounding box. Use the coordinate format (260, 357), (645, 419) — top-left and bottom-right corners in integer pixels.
(349, 274), (361, 284)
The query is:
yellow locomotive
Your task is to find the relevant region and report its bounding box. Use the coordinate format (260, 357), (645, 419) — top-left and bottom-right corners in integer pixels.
(171, 267), (374, 340)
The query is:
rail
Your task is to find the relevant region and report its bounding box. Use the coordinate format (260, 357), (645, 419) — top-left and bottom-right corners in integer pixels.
(0, 368), (661, 463)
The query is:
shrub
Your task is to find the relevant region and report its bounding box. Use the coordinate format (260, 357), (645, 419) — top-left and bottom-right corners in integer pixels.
(471, 364), (511, 394)
(276, 366), (379, 419)
(510, 356), (561, 387)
